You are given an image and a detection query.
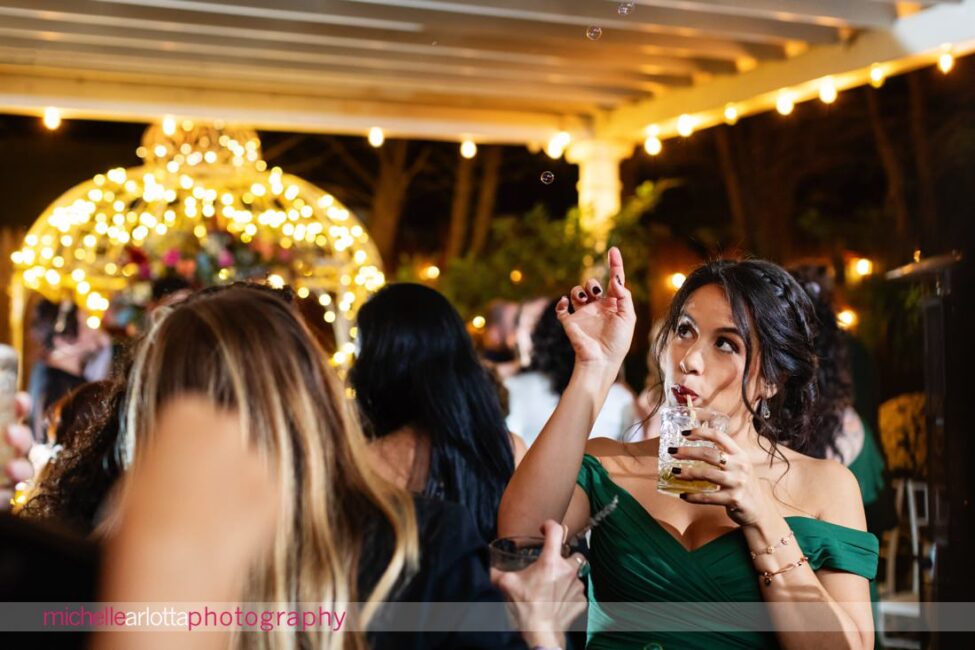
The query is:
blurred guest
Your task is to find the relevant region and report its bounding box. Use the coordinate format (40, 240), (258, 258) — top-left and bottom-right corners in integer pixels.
(20, 380), (124, 535)
(103, 283), (580, 649)
(505, 298), (635, 446)
(481, 299), (520, 379)
(27, 299), (110, 441)
(790, 266), (886, 511)
(513, 296), (549, 369)
(351, 283), (517, 543)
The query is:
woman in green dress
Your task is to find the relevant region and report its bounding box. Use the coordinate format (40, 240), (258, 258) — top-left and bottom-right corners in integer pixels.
(499, 249), (878, 649)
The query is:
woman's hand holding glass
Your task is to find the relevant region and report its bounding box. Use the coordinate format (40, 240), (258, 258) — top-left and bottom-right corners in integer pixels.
(555, 247), (636, 376)
(672, 425), (776, 527)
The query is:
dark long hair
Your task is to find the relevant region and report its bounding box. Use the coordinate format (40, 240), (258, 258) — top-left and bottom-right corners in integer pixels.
(21, 380), (125, 534)
(652, 259), (820, 462)
(528, 298), (575, 394)
(350, 283), (515, 542)
(790, 266), (853, 459)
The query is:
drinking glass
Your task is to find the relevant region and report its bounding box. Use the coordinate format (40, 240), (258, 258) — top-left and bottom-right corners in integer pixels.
(657, 404), (729, 496)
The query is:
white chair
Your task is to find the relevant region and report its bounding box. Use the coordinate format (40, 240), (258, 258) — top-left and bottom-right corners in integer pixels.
(876, 478), (929, 649)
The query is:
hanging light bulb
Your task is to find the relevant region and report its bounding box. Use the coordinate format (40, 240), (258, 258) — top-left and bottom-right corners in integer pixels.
(938, 45), (955, 74)
(162, 115), (177, 136)
(368, 127), (384, 148)
(819, 77), (837, 104)
(724, 104), (739, 125)
(676, 114), (696, 137)
(644, 136), (662, 156)
(776, 91), (795, 116)
(43, 107), (62, 130)
(869, 64), (886, 88)
(460, 140), (477, 159)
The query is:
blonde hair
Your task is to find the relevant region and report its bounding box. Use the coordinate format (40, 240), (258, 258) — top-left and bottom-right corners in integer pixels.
(121, 285), (418, 649)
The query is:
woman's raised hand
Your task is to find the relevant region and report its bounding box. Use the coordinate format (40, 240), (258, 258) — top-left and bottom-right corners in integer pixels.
(555, 247), (636, 374)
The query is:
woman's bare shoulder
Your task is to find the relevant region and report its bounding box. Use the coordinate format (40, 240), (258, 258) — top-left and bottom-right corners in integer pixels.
(784, 452), (864, 525)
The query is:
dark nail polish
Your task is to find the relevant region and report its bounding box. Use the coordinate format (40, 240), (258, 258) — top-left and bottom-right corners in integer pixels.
(672, 467), (682, 475)
(616, 275), (623, 286)
(667, 447), (678, 454)
(592, 285), (602, 295)
(681, 429), (693, 437)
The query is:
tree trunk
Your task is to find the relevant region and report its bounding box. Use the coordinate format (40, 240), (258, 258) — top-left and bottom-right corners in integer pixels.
(469, 146), (503, 255)
(865, 87), (912, 260)
(445, 153), (474, 261)
(713, 126), (748, 249)
(368, 141), (430, 263)
(907, 73), (939, 253)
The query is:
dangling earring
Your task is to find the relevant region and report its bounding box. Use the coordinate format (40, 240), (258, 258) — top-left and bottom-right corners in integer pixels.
(760, 399), (771, 420)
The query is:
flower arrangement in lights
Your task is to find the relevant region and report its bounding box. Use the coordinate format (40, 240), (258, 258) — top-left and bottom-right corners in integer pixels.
(11, 120), (384, 364)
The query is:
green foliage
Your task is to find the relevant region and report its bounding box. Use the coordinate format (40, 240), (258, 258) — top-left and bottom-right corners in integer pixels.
(396, 181), (671, 319)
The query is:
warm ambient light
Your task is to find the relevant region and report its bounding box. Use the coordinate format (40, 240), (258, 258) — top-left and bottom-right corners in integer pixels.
(938, 46), (955, 74)
(471, 315), (486, 329)
(837, 309), (858, 330)
(510, 269), (523, 283)
(368, 127), (384, 148)
(644, 136), (662, 156)
(669, 273), (686, 290)
(854, 258), (874, 277)
(546, 131), (571, 159)
(676, 114), (696, 137)
(460, 140), (477, 159)
(422, 264), (440, 280)
(162, 115), (177, 136)
(43, 107), (62, 130)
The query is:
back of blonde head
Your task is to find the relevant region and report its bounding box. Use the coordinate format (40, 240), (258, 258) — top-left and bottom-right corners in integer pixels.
(122, 285), (418, 650)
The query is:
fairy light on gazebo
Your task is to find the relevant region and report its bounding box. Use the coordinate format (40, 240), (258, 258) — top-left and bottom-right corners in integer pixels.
(10, 120), (384, 366)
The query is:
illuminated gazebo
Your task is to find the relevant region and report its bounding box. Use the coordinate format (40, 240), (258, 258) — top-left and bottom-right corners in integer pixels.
(10, 120), (384, 366)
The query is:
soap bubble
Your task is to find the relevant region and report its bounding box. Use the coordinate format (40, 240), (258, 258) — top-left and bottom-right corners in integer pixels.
(586, 26), (603, 40)
(540, 171), (555, 185)
(618, 2), (634, 16)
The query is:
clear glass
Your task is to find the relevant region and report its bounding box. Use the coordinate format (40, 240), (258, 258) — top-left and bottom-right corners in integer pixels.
(657, 404), (729, 496)
(489, 536), (571, 571)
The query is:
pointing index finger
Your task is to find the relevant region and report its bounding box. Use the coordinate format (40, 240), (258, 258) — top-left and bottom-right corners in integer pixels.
(608, 247), (625, 294)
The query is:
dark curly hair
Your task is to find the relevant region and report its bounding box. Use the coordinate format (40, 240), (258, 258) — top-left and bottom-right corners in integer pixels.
(21, 380), (125, 535)
(651, 259), (820, 462)
(789, 266), (853, 459)
(528, 298), (576, 394)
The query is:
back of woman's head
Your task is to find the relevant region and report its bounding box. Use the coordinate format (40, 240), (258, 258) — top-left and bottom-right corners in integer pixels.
(123, 283), (417, 650)
(22, 380), (125, 534)
(789, 265), (853, 458)
(653, 259), (820, 456)
(350, 283), (514, 542)
(529, 298), (575, 394)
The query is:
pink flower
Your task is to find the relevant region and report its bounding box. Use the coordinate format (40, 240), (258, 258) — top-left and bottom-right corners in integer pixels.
(162, 249), (181, 267)
(217, 249), (234, 268)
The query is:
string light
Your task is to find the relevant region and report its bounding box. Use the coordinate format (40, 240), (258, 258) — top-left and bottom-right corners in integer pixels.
(776, 91), (795, 116)
(854, 258), (874, 277)
(644, 136), (662, 156)
(471, 315), (486, 329)
(509, 269), (523, 283)
(938, 45), (955, 74)
(837, 309), (858, 330)
(724, 104), (739, 125)
(460, 140), (477, 159)
(546, 131), (571, 159)
(162, 116), (177, 136)
(422, 265), (441, 280)
(43, 107), (61, 130)
(368, 127), (384, 148)
(819, 77), (838, 104)
(668, 273), (686, 290)
(870, 64), (886, 88)
(676, 114), (696, 137)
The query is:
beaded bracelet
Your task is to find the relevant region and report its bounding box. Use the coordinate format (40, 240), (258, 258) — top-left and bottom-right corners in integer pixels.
(749, 530), (795, 560)
(759, 555), (809, 586)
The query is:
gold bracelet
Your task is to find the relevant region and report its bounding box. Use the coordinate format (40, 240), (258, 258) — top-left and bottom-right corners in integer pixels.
(749, 530), (795, 560)
(758, 555), (809, 586)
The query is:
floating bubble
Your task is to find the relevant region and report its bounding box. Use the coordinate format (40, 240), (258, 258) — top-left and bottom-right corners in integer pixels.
(618, 2), (634, 16)
(540, 171), (555, 185)
(586, 26), (603, 41)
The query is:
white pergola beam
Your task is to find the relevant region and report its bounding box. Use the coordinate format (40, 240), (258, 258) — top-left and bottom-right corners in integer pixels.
(598, 0), (975, 141)
(620, 0), (897, 29)
(0, 67), (592, 144)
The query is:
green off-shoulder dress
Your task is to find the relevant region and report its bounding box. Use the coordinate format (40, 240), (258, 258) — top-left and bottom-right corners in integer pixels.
(576, 454), (879, 650)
